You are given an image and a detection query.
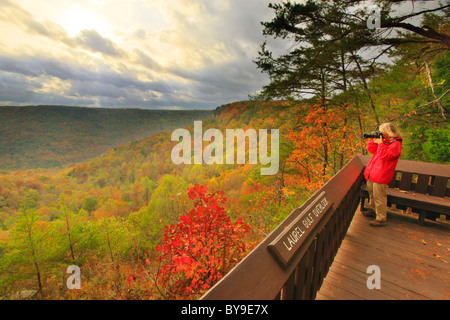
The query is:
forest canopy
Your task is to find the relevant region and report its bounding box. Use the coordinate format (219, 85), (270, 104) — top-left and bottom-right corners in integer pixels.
(255, 0), (449, 162)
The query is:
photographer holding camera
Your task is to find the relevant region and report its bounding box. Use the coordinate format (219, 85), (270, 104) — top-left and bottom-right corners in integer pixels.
(362, 123), (402, 227)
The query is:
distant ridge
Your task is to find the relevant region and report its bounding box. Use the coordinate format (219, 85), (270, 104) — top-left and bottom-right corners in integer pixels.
(0, 105), (213, 170)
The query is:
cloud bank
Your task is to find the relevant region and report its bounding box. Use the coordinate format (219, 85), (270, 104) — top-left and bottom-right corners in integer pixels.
(0, 0), (284, 109)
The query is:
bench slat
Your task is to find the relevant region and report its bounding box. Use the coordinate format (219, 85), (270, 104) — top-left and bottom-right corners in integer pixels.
(386, 188), (450, 215)
(360, 182), (450, 225)
(399, 172), (413, 191)
(415, 174), (430, 194)
(389, 172), (397, 188)
(432, 176), (448, 197)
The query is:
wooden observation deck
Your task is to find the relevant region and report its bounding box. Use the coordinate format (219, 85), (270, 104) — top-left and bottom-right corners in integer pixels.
(201, 155), (450, 300)
(316, 207), (449, 300)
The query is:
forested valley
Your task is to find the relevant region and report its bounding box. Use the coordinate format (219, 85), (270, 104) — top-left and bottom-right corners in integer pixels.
(0, 0), (448, 300)
(0, 106), (212, 169)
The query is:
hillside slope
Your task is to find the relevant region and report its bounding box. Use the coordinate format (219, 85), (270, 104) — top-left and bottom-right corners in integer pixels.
(0, 105), (212, 169)
(0, 100), (313, 299)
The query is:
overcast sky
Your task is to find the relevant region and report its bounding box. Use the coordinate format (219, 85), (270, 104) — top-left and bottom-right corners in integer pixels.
(0, 1), (442, 110)
(0, 0), (288, 110)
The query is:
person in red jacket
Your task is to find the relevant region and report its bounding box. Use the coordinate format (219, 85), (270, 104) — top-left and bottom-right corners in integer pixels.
(362, 122), (402, 227)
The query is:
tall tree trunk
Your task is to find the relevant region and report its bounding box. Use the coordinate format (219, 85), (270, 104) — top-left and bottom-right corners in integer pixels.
(422, 56), (447, 120)
(351, 53), (380, 125)
(27, 227), (43, 295)
(349, 82), (366, 154)
(62, 206), (76, 263)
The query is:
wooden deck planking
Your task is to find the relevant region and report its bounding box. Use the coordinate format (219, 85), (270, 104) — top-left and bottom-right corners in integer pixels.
(316, 210), (450, 300)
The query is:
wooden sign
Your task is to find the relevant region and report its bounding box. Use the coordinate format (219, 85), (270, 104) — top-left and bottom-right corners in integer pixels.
(268, 191), (333, 267)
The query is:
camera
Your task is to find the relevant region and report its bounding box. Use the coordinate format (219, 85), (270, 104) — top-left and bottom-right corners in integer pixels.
(363, 131), (382, 139)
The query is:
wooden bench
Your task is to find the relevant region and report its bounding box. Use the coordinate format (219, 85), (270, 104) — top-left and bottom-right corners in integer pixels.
(359, 156), (450, 225)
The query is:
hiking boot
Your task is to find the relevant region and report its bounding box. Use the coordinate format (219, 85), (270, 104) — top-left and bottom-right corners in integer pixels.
(369, 219), (387, 227)
(361, 209), (376, 218)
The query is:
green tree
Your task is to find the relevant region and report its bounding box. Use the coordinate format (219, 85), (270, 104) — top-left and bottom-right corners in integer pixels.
(423, 128), (450, 163)
(54, 204), (92, 264)
(256, 0), (449, 115)
(433, 50), (450, 118)
(0, 211), (54, 296)
(20, 189), (40, 211)
(255, 0), (383, 124)
(127, 175), (190, 258)
(83, 196), (98, 213)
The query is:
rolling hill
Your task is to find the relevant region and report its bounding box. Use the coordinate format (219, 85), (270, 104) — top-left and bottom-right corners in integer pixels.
(0, 100), (310, 299)
(0, 105), (213, 169)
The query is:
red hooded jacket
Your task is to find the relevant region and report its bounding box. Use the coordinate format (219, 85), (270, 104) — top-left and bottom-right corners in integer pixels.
(364, 137), (402, 184)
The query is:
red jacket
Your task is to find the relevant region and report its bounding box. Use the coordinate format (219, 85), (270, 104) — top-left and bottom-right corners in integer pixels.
(364, 137), (402, 184)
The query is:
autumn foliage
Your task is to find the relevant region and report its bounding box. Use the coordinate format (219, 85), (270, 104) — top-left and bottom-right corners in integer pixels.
(155, 185), (251, 299)
(287, 104), (356, 190)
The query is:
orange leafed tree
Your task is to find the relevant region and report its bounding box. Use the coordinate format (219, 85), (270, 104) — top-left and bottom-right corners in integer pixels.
(287, 104), (356, 191)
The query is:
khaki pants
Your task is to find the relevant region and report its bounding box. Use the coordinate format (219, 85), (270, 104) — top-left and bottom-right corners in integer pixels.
(367, 180), (388, 221)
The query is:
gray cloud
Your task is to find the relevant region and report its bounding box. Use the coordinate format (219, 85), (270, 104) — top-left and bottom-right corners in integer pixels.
(0, 0), (64, 39)
(0, 0), (125, 58)
(133, 49), (163, 72)
(0, 53), (173, 92)
(0, 72), (40, 103)
(0, 0), (284, 109)
(0, 52), (179, 109)
(74, 30), (125, 57)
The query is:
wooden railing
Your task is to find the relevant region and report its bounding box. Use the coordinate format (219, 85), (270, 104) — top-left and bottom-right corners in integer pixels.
(201, 155), (366, 300)
(201, 155), (450, 300)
